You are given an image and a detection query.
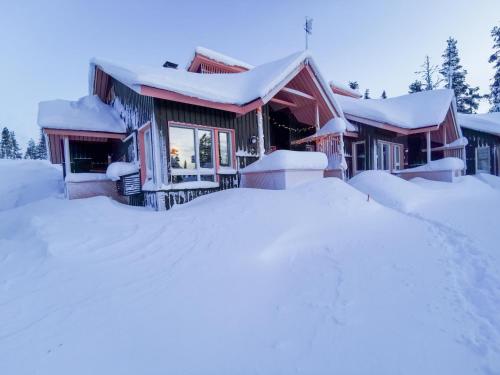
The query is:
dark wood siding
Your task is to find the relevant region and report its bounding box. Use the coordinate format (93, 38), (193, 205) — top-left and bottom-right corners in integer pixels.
(462, 128), (500, 175)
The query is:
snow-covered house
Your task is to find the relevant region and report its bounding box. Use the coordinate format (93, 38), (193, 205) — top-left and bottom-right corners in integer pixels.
(458, 112), (500, 175)
(331, 89), (466, 179)
(39, 47), (346, 209)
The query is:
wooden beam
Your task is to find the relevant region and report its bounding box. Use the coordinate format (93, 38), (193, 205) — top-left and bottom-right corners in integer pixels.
(426, 131), (432, 163)
(281, 86), (316, 100)
(269, 97), (297, 107)
(44, 128), (126, 139)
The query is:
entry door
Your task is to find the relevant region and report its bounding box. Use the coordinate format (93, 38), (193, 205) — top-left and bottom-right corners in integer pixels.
(377, 142), (391, 171)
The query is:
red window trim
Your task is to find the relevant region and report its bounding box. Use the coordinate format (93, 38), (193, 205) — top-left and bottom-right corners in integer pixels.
(167, 121), (237, 178)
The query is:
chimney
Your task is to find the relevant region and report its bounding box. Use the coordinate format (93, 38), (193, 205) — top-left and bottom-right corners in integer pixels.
(163, 61), (178, 69)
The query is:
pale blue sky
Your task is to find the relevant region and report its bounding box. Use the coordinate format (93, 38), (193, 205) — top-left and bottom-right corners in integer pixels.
(1, 0), (499, 148)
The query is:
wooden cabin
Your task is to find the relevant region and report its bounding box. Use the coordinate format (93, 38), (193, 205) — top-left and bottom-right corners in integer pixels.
(458, 112), (500, 176)
(331, 88), (466, 179)
(40, 48), (345, 209)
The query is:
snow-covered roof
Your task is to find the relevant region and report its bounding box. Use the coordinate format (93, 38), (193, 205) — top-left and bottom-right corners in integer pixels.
(329, 80), (362, 98)
(188, 46), (254, 70)
(458, 112), (500, 137)
(336, 89), (455, 129)
(91, 51), (343, 117)
(38, 95), (126, 133)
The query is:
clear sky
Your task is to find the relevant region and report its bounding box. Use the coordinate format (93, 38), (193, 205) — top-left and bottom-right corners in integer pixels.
(1, 0), (499, 149)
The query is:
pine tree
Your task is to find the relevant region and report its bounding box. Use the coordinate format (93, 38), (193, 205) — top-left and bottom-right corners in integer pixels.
(349, 81), (359, 90)
(489, 25), (500, 112)
(9, 131), (21, 159)
(416, 55), (442, 91)
(440, 37), (481, 113)
(35, 129), (47, 159)
(364, 89), (370, 99)
(409, 80), (423, 93)
(381, 90), (387, 99)
(0, 127), (11, 159)
(24, 139), (37, 159)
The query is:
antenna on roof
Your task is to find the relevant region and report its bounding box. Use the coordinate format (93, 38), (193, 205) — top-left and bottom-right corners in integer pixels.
(304, 17), (313, 50)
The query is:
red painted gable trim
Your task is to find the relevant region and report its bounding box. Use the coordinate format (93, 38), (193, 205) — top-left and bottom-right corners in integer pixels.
(187, 53), (249, 73)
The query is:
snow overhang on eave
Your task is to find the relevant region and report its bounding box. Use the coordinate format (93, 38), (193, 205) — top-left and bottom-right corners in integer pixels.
(343, 113), (440, 135)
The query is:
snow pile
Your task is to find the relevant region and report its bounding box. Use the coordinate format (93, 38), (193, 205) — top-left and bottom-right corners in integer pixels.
(65, 172), (110, 183)
(336, 89), (454, 129)
(458, 112), (500, 136)
(0, 160), (63, 211)
(400, 157), (465, 172)
(240, 150), (328, 173)
(161, 181), (220, 190)
(476, 173), (500, 190)
(1, 161), (500, 374)
(447, 136), (468, 147)
(315, 117), (347, 136)
(38, 95), (127, 133)
(106, 162), (139, 181)
(349, 170), (430, 212)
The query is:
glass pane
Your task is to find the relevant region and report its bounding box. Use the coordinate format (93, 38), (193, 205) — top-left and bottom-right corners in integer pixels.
(383, 144), (390, 170)
(393, 145), (401, 170)
(170, 127), (196, 169)
(144, 130), (153, 179)
(171, 175), (197, 184)
(198, 129), (213, 168)
(218, 132), (231, 167)
(355, 143), (365, 171)
(200, 175), (215, 182)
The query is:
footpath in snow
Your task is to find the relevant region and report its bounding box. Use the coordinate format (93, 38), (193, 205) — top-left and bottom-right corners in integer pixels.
(0, 160), (500, 374)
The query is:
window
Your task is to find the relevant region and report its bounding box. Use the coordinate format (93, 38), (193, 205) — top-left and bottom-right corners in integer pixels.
(477, 146), (491, 173)
(218, 131), (231, 167)
(144, 129), (153, 181)
(393, 144), (402, 170)
(169, 123), (234, 183)
(353, 141), (366, 174)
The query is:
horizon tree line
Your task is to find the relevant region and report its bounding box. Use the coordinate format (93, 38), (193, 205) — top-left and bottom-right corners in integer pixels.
(0, 127), (47, 160)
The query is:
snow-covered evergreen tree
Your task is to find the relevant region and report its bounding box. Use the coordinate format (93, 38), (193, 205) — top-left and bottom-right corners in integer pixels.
(349, 81), (359, 90)
(489, 25), (500, 112)
(24, 139), (37, 159)
(381, 90), (387, 99)
(416, 55), (442, 91)
(9, 131), (21, 159)
(1, 127), (11, 158)
(364, 89), (370, 99)
(409, 80), (423, 93)
(35, 129), (47, 159)
(440, 37), (480, 113)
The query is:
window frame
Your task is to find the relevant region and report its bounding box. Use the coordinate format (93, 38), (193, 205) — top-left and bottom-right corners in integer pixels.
(376, 140), (404, 172)
(144, 128), (154, 181)
(352, 140), (366, 175)
(168, 121), (236, 183)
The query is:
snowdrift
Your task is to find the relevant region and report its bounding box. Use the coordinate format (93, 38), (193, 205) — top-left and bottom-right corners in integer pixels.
(1, 160), (500, 374)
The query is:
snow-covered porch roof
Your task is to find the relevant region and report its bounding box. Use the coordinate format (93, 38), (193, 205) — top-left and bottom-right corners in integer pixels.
(336, 89), (459, 136)
(90, 50), (344, 127)
(38, 95), (127, 138)
(458, 112), (500, 137)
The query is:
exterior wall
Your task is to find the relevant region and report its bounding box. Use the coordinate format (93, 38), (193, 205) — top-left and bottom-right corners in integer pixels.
(154, 98), (271, 182)
(241, 169), (324, 190)
(462, 128), (500, 176)
(66, 180), (126, 202)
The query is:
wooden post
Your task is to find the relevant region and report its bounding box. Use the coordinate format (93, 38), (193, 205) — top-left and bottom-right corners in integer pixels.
(426, 131), (431, 163)
(63, 136), (71, 177)
(256, 107), (265, 159)
(340, 133), (346, 180)
(315, 103), (320, 131)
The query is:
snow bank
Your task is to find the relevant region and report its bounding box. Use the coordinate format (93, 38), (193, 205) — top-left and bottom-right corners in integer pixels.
(240, 150), (328, 173)
(65, 172), (110, 183)
(336, 89), (454, 129)
(400, 157), (464, 172)
(0, 160), (63, 211)
(38, 95), (126, 133)
(349, 170), (429, 212)
(106, 162), (139, 181)
(476, 173), (500, 190)
(161, 181), (219, 190)
(458, 112), (500, 136)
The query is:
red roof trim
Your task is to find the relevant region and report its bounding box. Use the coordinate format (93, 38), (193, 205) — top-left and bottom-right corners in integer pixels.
(43, 128), (126, 139)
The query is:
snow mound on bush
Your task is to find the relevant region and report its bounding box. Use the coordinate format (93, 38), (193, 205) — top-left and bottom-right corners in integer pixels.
(349, 170), (429, 212)
(0, 160), (63, 211)
(106, 162), (139, 181)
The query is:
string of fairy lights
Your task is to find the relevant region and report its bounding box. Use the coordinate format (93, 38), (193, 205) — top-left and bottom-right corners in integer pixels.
(270, 119), (316, 134)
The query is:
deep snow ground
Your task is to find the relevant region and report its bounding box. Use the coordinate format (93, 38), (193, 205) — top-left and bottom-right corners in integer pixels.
(1, 161), (500, 374)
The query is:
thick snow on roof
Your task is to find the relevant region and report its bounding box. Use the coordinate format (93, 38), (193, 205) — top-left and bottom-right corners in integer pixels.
(458, 112), (500, 136)
(329, 80), (362, 97)
(92, 52), (316, 106)
(191, 46), (254, 69)
(336, 89), (455, 129)
(38, 95), (126, 133)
